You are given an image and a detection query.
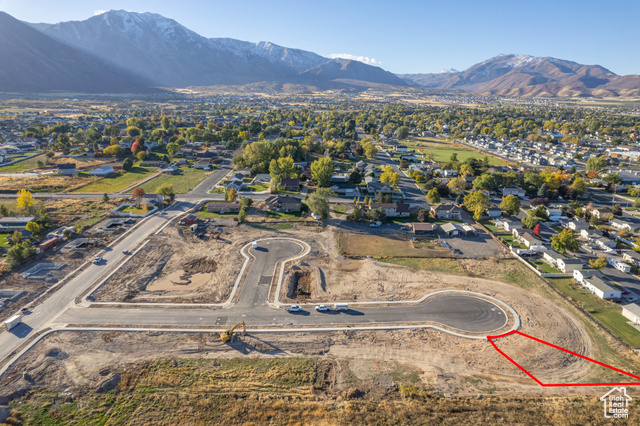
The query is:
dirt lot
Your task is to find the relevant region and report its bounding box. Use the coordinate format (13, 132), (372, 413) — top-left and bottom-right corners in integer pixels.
(339, 233), (453, 258)
(0, 174), (90, 193)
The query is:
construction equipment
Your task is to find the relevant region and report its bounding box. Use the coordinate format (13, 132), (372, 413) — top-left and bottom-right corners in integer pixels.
(220, 321), (245, 342)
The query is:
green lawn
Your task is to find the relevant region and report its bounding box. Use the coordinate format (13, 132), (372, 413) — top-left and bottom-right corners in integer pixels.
(198, 203), (238, 219)
(247, 182), (270, 192)
(333, 204), (347, 216)
(397, 137), (507, 166)
(265, 211), (302, 219)
(0, 154), (46, 172)
(547, 278), (640, 347)
(591, 195), (609, 203)
(136, 168), (211, 194)
(500, 235), (527, 249)
(479, 220), (506, 234)
(0, 233), (10, 247)
(121, 205), (148, 215)
(72, 166), (156, 193)
(529, 260), (562, 274)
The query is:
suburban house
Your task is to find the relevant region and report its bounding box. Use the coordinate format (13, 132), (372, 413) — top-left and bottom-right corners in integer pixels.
(595, 236), (617, 250)
(556, 257), (583, 273)
(607, 257), (631, 273)
(610, 219), (640, 233)
(279, 178), (300, 191)
(622, 251), (640, 266)
(518, 232), (545, 251)
(264, 195), (302, 212)
(368, 203), (411, 218)
(140, 160), (168, 168)
(622, 303), (640, 325)
(486, 205), (502, 218)
(545, 207), (562, 220)
(207, 202), (240, 214)
(394, 145), (408, 153)
(89, 165), (114, 176)
(588, 207), (613, 222)
(253, 174), (272, 184)
(582, 276), (621, 300)
(431, 204), (463, 220)
(543, 250), (566, 267)
(442, 169), (458, 178)
(0, 216), (36, 232)
(366, 180), (393, 196)
(501, 219), (523, 233)
(573, 270), (602, 285)
(330, 184), (360, 197)
(57, 163), (78, 176)
(412, 223), (437, 235)
(502, 187), (525, 198)
(566, 218), (589, 232)
(581, 229), (603, 242)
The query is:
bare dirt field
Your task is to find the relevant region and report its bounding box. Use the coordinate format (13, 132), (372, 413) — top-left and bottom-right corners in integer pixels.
(0, 174), (90, 193)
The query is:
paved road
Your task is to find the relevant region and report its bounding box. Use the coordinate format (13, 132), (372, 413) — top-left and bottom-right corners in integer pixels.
(376, 151), (426, 201)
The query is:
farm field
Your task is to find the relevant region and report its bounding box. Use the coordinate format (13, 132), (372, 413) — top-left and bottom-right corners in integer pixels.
(0, 154), (45, 172)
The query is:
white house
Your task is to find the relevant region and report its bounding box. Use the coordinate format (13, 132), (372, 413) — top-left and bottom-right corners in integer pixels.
(502, 187), (525, 198)
(486, 205), (502, 218)
(443, 169), (458, 178)
(556, 257), (583, 273)
(543, 250), (565, 267)
(595, 237), (617, 250)
(518, 232), (545, 251)
(583, 276), (621, 300)
(573, 269), (601, 284)
(545, 207), (562, 220)
(581, 229), (603, 242)
(394, 145), (408, 153)
(622, 303), (640, 325)
(566, 218), (589, 232)
(502, 219), (523, 232)
(89, 165), (114, 176)
(607, 257), (631, 273)
(622, 251), (640, 266)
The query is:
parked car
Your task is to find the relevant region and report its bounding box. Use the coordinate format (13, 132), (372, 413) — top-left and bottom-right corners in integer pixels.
(370, 221), (381, 227)
(315, 305), (331, 312)
(286, 305), (302, 312)
(93, 256), (103, 264)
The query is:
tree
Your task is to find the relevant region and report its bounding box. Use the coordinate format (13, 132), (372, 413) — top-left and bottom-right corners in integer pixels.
(16, 189), (35, 213)
(396, 126), (409, 140)
(25, 221), (40, 235)
(120, 158), (133, 174)
(347, 206), (363, 221)
(500, 195), (521, 216)
(239, 197), (253, 209)
(307, 188), (336, 219)
(0, 204), (8, 217)
(464, 191), (490, 220)
(417, 209), (430, 222)
(237, 208), (246, 223)
(131, 139), (141, 154)
(426, 188), (441, 204)
(380, 168), (401, 188)
(570, 177), (587, 196)
(103, 145), (122, 157)
(132, 187), (145, 207)
(103, 193), (110, 203)
(455, 193), (464, 205)
(6, 240), (37, 269)
(590, 214), (600, 227)
(447, 176), (467, 195)
(450, 153), (458, 162)
(166, 142), (181, 156)
(533, 223), (541, 236)
(269, 156), (297, 185)
(459, 164), (474, 177)
(161, 116), (171, 130)
(589, 256), (607, 270)
(551, 229), (579, 254)
(586, 155), (607, 175)
(310, 158), (334, 187)
(472, 173), (498, 192)
(521, 212), (539, 229)
(349, 170), (362, 185)
(531, 205), (549, 221)
(225, 187), (238, 203)
(136, 151), (147, 162)
(364, 142), (378, 159)
(537, 183), (548, 198)
(10, 230), (22, 245)
(612, 204), (622, 216)
(157, 184), (175, 203)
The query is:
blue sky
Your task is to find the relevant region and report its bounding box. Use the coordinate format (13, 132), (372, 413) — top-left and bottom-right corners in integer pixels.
(1, 0), (639, 75)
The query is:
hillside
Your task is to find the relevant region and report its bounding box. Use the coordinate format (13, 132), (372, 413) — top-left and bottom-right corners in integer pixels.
(0, 12), (152, 93)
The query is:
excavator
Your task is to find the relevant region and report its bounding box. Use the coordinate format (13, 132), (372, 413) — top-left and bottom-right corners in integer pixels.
(220, 321), (246, 342)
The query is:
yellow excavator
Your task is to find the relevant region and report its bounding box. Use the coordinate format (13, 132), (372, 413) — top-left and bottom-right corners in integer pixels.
(220, 321), (246, 342)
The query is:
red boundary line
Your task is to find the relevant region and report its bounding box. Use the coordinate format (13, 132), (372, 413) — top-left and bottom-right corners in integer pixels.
(487, 330), (640, 387)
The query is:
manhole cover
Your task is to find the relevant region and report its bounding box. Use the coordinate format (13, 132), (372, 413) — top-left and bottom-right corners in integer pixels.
(215, 316), (228, 325)
(259, 276), (273, 285)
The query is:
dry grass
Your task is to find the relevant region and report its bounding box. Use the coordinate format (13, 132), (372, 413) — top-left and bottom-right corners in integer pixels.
(340, 233), (451, 258)
(8, 356), (638, 425)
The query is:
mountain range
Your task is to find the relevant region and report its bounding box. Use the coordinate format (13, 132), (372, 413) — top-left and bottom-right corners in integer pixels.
(399, 54), (640, 98)
(0, 9), (638, 97)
